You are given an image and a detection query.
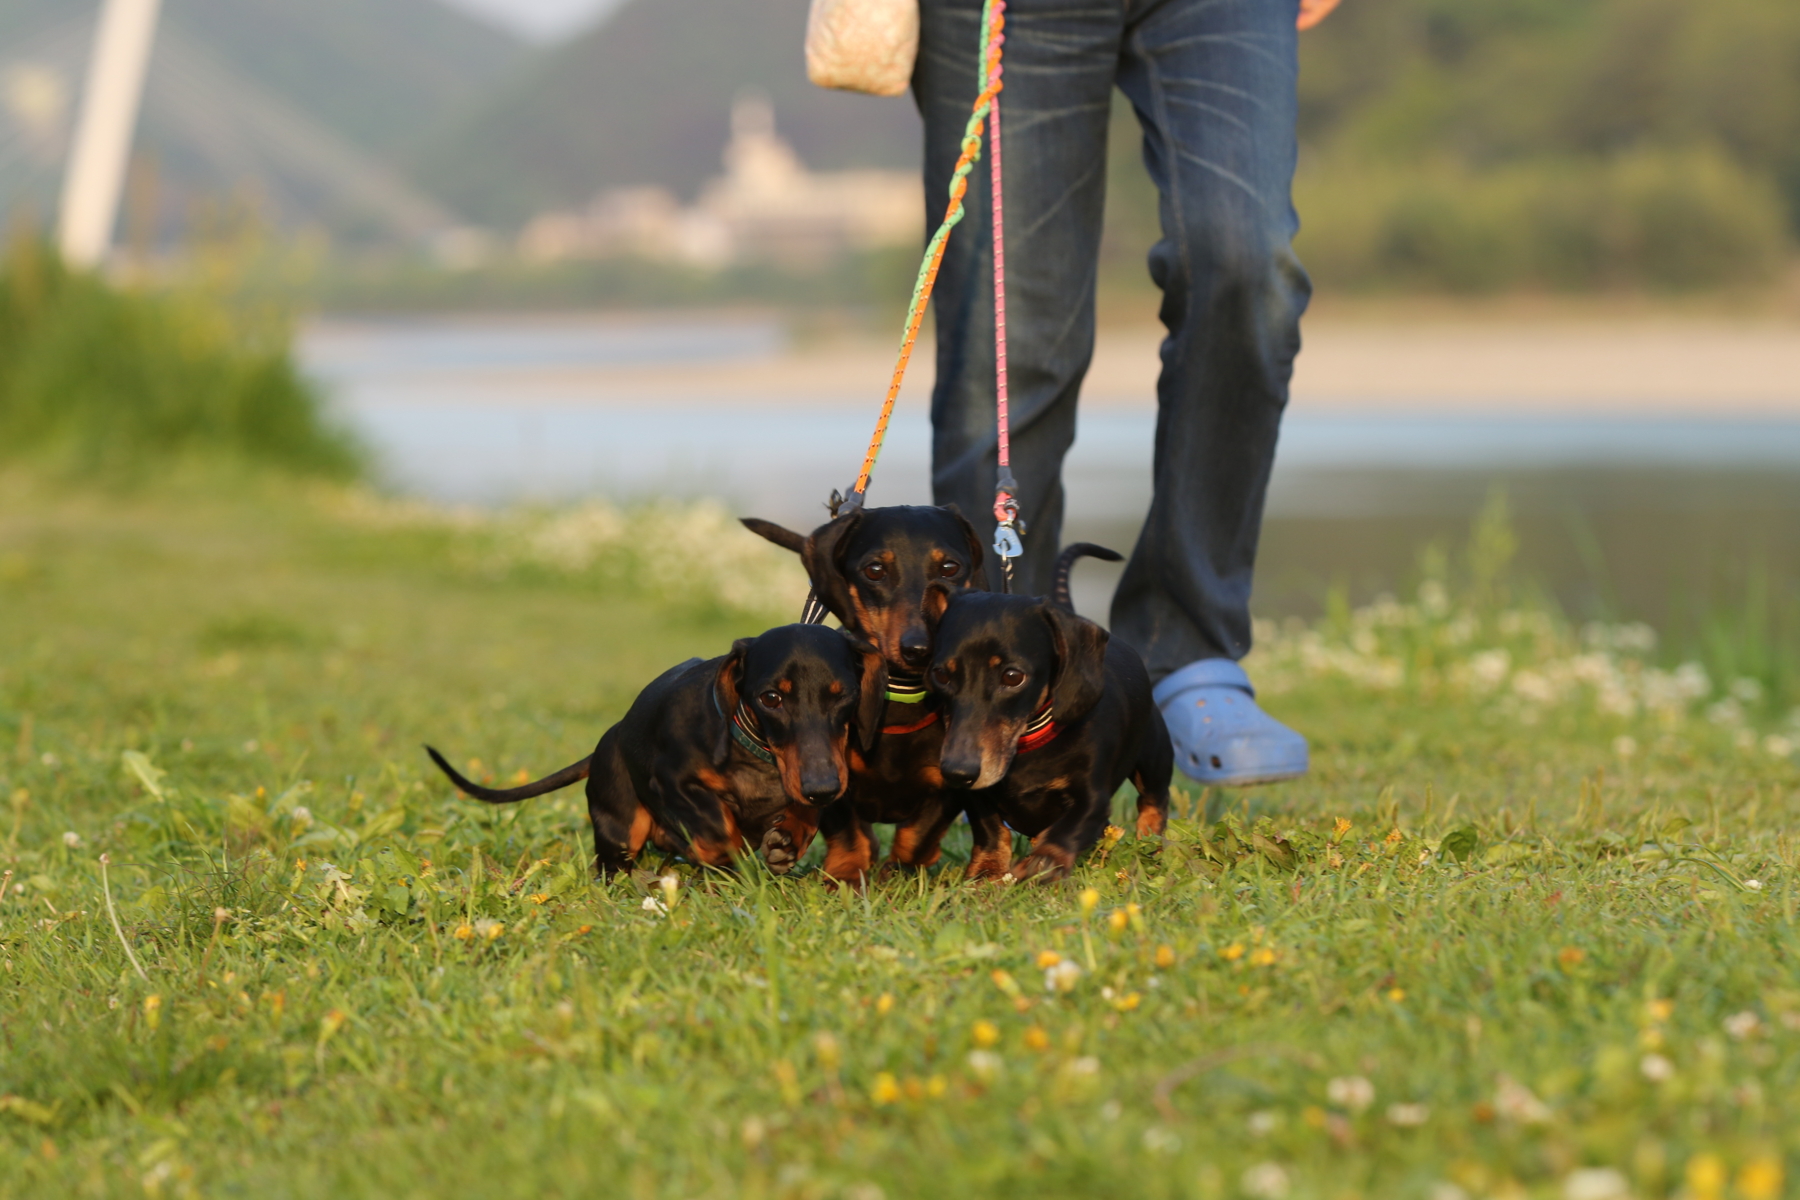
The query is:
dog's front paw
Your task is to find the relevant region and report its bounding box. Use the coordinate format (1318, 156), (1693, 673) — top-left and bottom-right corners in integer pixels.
(1010, 850), (1073, 883)
(761, 826), (800, 875)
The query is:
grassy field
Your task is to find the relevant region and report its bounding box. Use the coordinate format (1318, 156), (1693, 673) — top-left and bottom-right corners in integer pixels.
(2, 479), (1797, 1200)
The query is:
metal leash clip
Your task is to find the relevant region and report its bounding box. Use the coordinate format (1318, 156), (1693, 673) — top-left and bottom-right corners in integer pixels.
(993, 471), (1024, 591)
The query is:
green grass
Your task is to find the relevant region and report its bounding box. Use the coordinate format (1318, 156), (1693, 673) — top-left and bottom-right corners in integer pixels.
(1, 480), (1797, 1200)
(0, 241), (360, 481)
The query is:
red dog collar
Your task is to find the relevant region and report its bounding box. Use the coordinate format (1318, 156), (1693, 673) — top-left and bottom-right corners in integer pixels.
(1015, 697), (1058, 754)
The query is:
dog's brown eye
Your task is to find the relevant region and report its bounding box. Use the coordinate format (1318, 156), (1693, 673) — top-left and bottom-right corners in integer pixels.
(1000, 667), (1026, 688)
(937, 561), (960, 578)
(862, 562), (887, 582)
(930, 666), (951, 686)
(759, 691), (784, 710)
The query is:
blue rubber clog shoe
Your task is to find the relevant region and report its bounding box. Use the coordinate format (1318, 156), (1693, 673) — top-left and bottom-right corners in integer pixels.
(1153, 658), (1308, 786)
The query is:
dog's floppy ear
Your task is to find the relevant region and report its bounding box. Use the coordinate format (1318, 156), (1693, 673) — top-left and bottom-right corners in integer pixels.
(801, 510), (864, 625)
(740, 518), (806, 555)
(842, 631), (889, 752)
(1041, 604), (1109, 724)
(939, 503), (990, 590)
(921, 580), (953, 632)
(711, 638), (755, 765)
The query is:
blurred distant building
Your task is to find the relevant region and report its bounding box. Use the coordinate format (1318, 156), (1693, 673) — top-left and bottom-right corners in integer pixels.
(518, 95), (920, 267)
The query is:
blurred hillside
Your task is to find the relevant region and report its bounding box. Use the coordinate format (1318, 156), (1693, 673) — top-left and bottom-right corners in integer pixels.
(0, 0), (524, 242)
(3, 0), (1795, 295)
(1284, 0), (1800, 290)
(412, 0), (920, 226)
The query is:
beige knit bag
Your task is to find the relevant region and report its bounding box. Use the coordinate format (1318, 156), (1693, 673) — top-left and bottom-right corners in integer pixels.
(805, 0), (919, 97)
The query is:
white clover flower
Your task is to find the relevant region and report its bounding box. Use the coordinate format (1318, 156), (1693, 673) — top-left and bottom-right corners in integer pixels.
(1141, 1127), (1181, 1154)
(1731, 677), (1765, 704)
(1326, 1075), (1375, 1112)
(61, 831), (81, 848)
(1386, 1103), (1429, 1127)
(641, 895), (668, 915)
(1247, 1110), (1281, 1136)
(1494, 1074), (1552, 1124)
(965, 1049), (1002, 1082)
(1241, 1162), (1290, 1198)
(1723, 1011), (1762, 1039)
(1639, 1054), (1674, 1082)
(1044, 959), (1082, 993)
(1562, 1167), (1629, 1200)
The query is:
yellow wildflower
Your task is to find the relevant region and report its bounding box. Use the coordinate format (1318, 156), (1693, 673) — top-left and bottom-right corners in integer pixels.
(1155, 945), (1176, 969)
(875, 992), (895, 1015)
(1113, 992), (1141, 1012)
(1685, 1154), (1726, 1200)
(1107, 909), (1129, 934)
(1384, 828), (1403, 845)
(1388, 988), (1406, 1003)
(1738, 1156), (1784, 1200)
(870, 1073), (901, 1105)
(1249, 947), (1277, 967)
(1333, 817), (1352, 838)
(1649, 998), (1674, 1022)
(1221, 942), (1246, 962)
(971, 1020), (1001, 1048)
(1023, 1026), (1051, 1052)
(529, 893), (549, 905)
(1035, 950), (1063, 969)
(1557, 946), (1585, 969)
(1079, 888), (1100, 916)
(453, 923), (474, 941)
(926, 1075), (948, 1098)
(143, 994), (162, 1031)
(813, 1031), (841, 1072)
(482, 920), (505, 941)
(319, 1009), (347, 1039)
(1102, 825), (1125, 844)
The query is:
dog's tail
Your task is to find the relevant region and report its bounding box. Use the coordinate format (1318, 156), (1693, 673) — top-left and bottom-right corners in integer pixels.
(424, 746), (592, 804)
(1050, 543), (1124, 612)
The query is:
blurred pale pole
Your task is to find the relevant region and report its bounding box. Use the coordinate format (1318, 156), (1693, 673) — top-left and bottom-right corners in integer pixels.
(57, 0), (164, 268)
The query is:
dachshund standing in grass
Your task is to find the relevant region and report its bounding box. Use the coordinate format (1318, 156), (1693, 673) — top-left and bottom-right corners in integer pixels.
(743, 505), (986, 884)
(922, 586), (1173, 882)
(425, 624), (885, 877)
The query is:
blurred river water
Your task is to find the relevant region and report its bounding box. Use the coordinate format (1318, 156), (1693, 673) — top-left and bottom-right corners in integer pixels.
(305, 313), (1800, 633)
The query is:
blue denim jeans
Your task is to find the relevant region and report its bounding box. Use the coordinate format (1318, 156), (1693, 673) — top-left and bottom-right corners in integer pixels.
(915, 0), (1311, 682)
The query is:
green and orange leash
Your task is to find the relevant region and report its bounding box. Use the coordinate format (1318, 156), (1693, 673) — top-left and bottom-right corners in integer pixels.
(802, 0), (1018, 624)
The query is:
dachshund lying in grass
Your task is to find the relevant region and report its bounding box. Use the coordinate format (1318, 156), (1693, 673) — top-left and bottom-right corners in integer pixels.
(425, 624), (885, 877)
(923, 586), (1173, 883)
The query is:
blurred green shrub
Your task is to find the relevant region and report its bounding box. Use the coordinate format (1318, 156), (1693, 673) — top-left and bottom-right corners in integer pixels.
(0, 238), (361, 478)
(1295, 146), (1790, 292)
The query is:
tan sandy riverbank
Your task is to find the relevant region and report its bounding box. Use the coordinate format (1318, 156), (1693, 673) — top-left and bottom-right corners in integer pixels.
(316, 315), (1800, 415)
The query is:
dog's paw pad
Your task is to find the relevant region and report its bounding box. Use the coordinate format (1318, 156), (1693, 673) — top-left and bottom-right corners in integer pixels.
(761, 828), (798, 874)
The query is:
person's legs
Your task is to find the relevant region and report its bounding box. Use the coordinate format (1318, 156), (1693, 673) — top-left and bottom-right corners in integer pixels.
(1112, 0), (1312, 784)
(915, 0), (1121, 595)
(1109, 0), (1311, 676)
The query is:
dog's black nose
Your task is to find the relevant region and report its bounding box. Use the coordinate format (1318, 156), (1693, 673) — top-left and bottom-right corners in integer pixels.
(939, 758), (979, 788)
(900, 639), (931, 667)
(801, 778), (841, 803)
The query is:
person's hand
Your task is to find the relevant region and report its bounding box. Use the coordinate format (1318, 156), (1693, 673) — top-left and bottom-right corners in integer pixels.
(1297, 0), (1342, 30)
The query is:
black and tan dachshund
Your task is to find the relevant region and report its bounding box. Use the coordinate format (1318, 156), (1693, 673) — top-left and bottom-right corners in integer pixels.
(922, 587), (1173, 883)
(425, 624), (886, 877)
(742, 505), (987, 883)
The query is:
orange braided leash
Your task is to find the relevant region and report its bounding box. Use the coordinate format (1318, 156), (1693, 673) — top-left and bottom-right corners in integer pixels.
(849, 0), (1006, 501)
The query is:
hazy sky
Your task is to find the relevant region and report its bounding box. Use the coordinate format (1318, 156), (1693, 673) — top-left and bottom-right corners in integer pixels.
(436, 0), (628, 41)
